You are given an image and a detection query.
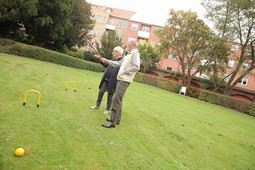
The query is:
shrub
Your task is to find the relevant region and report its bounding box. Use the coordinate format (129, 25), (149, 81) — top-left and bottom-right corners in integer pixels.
(134, 72), (144, 83)
(186, 86), (201, 99)
(83, 51), (99, 63)
(246, 102), (255, 116)
(0, 38), (105, 72)
(0, 38), (16, 48)
(222, 97), (251, 113)
(199, 90), (251, 114)
(62, 45), (85, 59)
(143, 74), (158, 86)
(156, 78), (180, 93)
(199, 90), (219, 104)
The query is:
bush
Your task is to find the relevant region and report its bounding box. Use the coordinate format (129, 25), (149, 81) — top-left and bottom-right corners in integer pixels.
(143, 74), (158, 86)
(134, 72), (144, 83)
(156, 78), (180, 93)
(10, 31), (34, 45)
(186, 86), (201, 99)
(246, 102), (255, 116)
(222, 97), (251, 113)
(135, 72), (254, 117)
(83, 51), (99, 63)
(0, 38), (105, 73)
(62, 45), (85, 59)
(0, 38), (16, 48)
(199, 90), (219, 104)
(199, 90), (251, 113)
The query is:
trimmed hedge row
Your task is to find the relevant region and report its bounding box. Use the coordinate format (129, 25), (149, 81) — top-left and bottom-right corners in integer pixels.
(134, 72), (255, 117)
(0, 38), (105, 72)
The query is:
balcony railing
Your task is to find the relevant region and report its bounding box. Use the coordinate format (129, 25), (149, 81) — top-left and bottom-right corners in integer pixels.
(137, 31), (150, 39)
(106, 24), (116, 30)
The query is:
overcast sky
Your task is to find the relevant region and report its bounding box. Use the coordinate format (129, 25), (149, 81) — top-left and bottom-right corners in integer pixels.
(87, 0), (207, 26)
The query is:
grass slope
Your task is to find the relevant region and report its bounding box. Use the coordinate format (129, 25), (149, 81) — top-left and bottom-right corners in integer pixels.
(0, 53), (255, 170)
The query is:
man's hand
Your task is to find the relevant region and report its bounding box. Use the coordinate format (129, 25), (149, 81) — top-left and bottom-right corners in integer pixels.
(94, 55), (102, 59)
(100, 58), (107, 62)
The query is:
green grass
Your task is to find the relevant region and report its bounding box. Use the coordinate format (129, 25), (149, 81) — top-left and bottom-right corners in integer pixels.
(1, 53), (255, 170)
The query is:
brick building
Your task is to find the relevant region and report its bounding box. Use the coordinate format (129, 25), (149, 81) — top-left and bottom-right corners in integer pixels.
(90, 4), (161, 47)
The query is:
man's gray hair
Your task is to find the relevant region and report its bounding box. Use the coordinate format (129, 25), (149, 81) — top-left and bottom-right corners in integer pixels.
(113, 46), (124, 56)
(128, 38), (138, 47)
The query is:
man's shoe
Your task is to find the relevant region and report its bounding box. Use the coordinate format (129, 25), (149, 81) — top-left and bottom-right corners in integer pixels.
(102, 122), (115, 128)
(106, 118), (120, 125)
(90, 106), (99, 109)
(103, 110), (110, 114)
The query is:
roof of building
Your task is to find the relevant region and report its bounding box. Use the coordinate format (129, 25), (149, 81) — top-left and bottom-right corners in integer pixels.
(91, 4), (136, 20)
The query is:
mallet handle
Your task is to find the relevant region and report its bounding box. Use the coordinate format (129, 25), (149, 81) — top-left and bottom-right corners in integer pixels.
(79, 32), (102, 59)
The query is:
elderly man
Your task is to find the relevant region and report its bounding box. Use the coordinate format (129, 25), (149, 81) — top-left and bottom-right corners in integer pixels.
(99, 38), (140, 128)
(90, 46), (124, 114)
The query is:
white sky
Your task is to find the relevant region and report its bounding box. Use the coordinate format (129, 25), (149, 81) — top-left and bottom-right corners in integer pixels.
(87, 0), (207, 26)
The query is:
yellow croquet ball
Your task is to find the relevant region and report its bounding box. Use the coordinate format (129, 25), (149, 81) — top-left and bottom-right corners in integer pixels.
(15, 148), (25, 157)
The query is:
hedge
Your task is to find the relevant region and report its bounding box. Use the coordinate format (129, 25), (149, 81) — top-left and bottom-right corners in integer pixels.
(0, 38), (105, 73)
(156, 77), (180, 93)
(134, 72), (255, 117)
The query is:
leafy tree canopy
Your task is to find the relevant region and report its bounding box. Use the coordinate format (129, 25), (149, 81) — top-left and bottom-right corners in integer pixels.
(138, 42), (160, 72)
(202, 0), (255, 94)
(98, 31), (122, 60)
(156, 9), (213, 85)
(0, 0), (94, 50)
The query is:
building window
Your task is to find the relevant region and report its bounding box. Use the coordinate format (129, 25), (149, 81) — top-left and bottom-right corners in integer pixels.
(169, 53), (176, 59)
(99, 29), (103, 37)
(166, 67), (172, 71)
(101, 16), (106, 23)
(175, 32), (180, 38)
(201, 59), (208, 66)
(116, 20), (126, 29)
(93, 28), (97, 35)
(228, 59), (235, 67)
(230, 45), (239, 53)
(242, 63), (250, 70)
(142, 26), (150, 32)
(128, 36), (135, 41)
(131, 23), (138, 30)
(196, 71), (209, 79)
(108, 19), (113, 25)
(116, 34), (124, 41)
(150, 41), (155, 46)
(96, 15), (101, 22)
(224, 74), (231, 82)
(238, 77), (248, 85)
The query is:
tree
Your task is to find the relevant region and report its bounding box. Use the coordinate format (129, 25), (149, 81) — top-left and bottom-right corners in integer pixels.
(202, 0), (255, 95)
(0, 0), (94, 50)
(66, 0), (94, 47)
(0, 0), (38, 37)
(156, 9), (213, 85)
(98, 31), (122, 59)
(25, 0), (74, 49)
(138, 42), (160, 72)
(204, 36), (230, 91)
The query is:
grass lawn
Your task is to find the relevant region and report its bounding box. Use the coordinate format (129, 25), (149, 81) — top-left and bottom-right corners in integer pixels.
(0, 53), (255, 170)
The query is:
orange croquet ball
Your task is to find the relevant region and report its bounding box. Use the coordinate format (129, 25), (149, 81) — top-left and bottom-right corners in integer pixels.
(15, 148), (25, 157)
